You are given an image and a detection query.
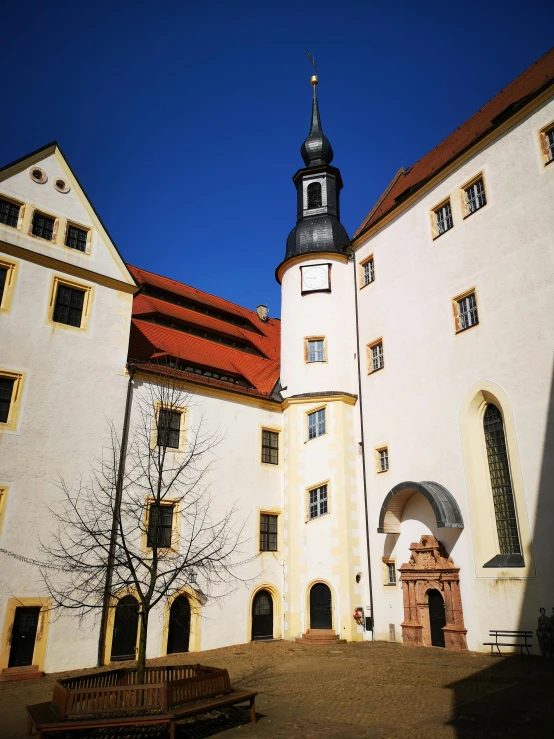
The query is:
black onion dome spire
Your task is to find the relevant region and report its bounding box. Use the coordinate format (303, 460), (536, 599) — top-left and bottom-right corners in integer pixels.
(300, 81), (334, 167)
(276, 75), (349, 275)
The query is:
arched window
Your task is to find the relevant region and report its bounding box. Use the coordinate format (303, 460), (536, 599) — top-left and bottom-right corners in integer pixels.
(307, 182), (322, 209)
(483, 404), (521, 555)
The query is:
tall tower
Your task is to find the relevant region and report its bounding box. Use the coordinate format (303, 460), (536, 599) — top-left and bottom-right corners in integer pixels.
(278, 77), (364, 643)
(277, 74), (355, 398)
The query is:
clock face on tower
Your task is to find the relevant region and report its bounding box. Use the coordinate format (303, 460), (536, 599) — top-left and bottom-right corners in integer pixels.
(301, 264), (330, 293)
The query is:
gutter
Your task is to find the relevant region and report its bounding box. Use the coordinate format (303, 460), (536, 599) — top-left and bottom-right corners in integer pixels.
(97, 364), (136, 666)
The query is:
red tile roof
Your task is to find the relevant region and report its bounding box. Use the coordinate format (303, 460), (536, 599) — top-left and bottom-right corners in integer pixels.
(355, 47), (554, 238)
(127, 265), (281, 401)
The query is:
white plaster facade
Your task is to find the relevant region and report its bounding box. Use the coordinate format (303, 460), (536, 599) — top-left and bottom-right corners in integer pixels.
(353, 95), (554, 650)
(0, 147), (137, 672)
(0, 76), (553, 675)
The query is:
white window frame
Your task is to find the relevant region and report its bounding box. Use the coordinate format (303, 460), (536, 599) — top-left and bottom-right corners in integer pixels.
(308, 484), (328, 520)
(307, 407), (326, 440)
(307, 339), (325, 363)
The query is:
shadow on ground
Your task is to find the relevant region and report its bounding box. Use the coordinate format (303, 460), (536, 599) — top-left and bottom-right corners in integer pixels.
(447, 655), (554, 738)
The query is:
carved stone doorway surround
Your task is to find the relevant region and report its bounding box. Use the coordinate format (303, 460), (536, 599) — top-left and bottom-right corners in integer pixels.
(399, 535), (467, 651)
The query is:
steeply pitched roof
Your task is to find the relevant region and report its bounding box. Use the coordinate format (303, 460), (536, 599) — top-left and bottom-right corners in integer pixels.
(355, 47), (554, 239)
(127, 265), (281, 401)
(0, 142), (137, 290)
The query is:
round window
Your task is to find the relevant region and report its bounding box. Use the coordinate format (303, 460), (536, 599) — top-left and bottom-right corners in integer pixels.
(29, 167), (47, 184)
(54, 179), (70, 193)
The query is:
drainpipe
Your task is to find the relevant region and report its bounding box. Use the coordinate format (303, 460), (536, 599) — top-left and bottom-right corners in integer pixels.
(350, 253), (375, 640)
(97, 363), (137, 666)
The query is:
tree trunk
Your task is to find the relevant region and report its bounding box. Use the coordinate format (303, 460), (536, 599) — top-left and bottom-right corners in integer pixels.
(136, 610), (149, 684)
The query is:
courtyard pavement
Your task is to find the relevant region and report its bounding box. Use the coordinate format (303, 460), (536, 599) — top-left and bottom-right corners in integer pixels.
(1, 640), (553, 738)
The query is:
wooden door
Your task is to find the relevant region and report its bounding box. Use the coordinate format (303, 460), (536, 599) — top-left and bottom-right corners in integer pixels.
(310, 583), (332, 630)
(110, 595), (139, 661)
(428, 590), (446, 647)
(167, 596), (191, 654)
(8, 607), (40, 667)
(252, 590), (273, 640)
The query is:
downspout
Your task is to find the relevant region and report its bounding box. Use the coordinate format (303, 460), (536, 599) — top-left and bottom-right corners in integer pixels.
(97, 363), (137, 666)
(350, 252), (375, 640)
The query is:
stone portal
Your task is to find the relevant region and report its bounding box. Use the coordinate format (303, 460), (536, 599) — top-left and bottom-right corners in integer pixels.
(399, 535), (467, 651)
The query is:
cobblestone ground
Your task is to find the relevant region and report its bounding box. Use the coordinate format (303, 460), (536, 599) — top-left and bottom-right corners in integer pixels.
(1, 640), (553, 738)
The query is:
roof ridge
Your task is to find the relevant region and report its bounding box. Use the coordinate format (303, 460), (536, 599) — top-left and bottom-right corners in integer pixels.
(128, 263), (277, 324)
(355, 46), (554, 237)
(398, 47), (554, 175)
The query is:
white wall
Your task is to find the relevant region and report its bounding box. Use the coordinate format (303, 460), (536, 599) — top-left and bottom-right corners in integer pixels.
(355, 96), (554, 650)
(0, 151), (135, 672)
(280, 256), (358, 398)
(126, 381), (284, 656)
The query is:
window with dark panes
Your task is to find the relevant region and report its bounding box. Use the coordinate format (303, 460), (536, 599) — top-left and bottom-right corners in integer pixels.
(363, 257), (375, 286)
(0, 377), (15, 424)
(465, 178), (486, 214)
(387, 562), (396, 585)
(483, 404), (522, 556)
(32, 212), (55, 241)
(65, 225), (88, 252)
(53, 284), (85, 327)
(0, 267), (7, 306)
(307, 182), (322, 209)
(261, 430), (278, 464)
(435, 201), (453, 235)
(260, 513), (278, 551)
(158, 409), (181, 449)
(546, 128), (554, 163)
(0, 199), (20, 228)
(457, 292), (478, 331)
(147, 504), (174, 548)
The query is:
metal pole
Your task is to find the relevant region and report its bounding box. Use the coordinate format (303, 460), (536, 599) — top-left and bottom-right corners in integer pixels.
(97, 364), (136, 666)
(350, 253), (376, 640)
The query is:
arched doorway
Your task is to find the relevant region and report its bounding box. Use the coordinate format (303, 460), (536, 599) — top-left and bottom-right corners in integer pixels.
(252, 590), (273, 640)
(309, 583), (332, 630)
(110, 595), (139, 661)
(428, 590), (446, 648)
(167, 595), (191, 654)
(399, 535), (467, 651)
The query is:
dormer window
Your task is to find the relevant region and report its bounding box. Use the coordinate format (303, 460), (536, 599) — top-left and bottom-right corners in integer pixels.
(307, 182), (322, 209)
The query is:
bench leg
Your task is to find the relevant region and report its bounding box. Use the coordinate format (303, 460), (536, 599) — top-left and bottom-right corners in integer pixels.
(169, 720), (175, 739)
(249, 697), (257, 724)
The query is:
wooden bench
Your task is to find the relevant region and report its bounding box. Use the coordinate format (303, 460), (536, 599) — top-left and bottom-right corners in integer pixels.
(483, 629), (532, 656)
(26, 663), (258, 738)
(27, 690), (257, 738)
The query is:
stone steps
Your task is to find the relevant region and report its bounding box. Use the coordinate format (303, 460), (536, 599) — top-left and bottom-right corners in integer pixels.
(299, 629), (346, 645)
(0, 665), (44, 682)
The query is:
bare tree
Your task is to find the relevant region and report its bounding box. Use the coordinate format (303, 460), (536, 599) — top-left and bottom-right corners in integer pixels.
(40, 366), (246, 683)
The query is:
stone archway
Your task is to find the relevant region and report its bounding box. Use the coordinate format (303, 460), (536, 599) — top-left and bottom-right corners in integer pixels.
(399, 535), (467, 651)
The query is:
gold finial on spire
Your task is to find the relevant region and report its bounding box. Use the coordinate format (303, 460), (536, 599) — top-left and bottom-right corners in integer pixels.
(310, 75), (319, 86)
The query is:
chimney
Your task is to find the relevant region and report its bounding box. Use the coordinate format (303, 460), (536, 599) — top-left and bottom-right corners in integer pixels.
(256, 305), (268, 322)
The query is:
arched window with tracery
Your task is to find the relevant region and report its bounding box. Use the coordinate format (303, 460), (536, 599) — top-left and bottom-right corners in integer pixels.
(307, 182), (322, 209)
(483, 404), (521, 556)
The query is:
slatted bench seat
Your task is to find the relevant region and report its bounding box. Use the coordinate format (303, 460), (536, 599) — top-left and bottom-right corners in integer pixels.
(27, 690), (257, 738)
(26, 701), (173, 738)
(483, 629), (532, 656)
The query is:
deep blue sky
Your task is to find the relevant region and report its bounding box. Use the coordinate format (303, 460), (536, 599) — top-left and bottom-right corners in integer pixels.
(2, 1), (551, 317)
